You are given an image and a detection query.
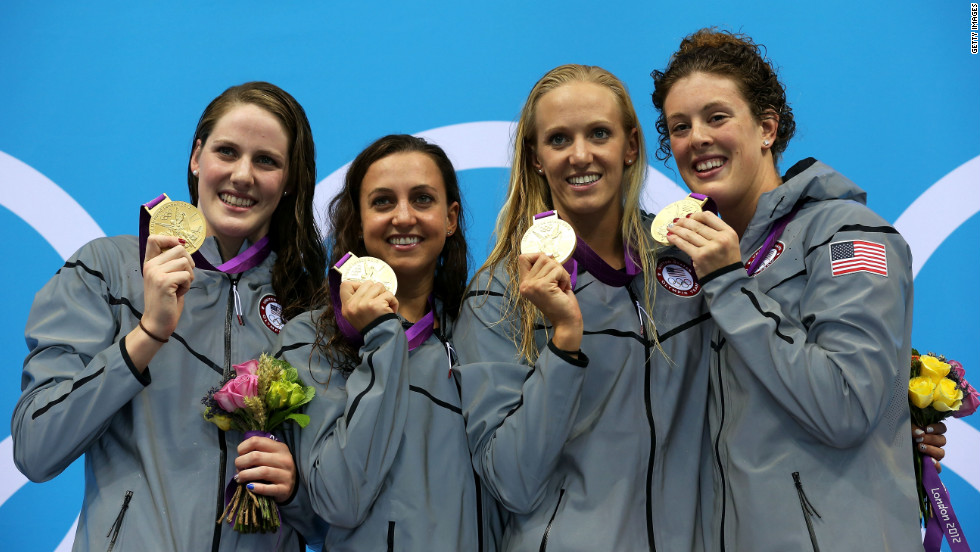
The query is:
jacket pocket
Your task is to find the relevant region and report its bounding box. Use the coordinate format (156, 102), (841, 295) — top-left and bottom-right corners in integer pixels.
(387, 520), (395, 552)
(792, 472), (822, 552)
(106, 490), (134, 552)
(538, 488), (566, 552)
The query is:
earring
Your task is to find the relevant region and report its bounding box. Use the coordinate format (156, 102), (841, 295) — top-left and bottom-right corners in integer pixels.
(536, 168), (544, 175)
(282, 191), (288, 197)
(626, 159), (634, 166)
(447, 230), (454, 236)
(763, 140), (770, 147)
(192, 169), (199, 176)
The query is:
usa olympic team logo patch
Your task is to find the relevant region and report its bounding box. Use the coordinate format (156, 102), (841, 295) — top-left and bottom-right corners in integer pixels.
(656, 257), (701, 297)
(259, 294), (285, 334)
(745, 241), (785, 276)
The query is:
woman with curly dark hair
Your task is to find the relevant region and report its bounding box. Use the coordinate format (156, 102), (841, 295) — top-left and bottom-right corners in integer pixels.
(653, 28), (926, 551)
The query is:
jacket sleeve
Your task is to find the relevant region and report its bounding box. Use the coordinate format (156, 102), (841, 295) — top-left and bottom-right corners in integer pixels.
(11, 239), (150, 482)
(701, 213), (913, 448)
(453, 271), (588, 515)
(280, 313), (409, 529)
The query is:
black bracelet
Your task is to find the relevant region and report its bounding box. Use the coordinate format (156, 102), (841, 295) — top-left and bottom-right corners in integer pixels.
(138, 319), (169, 343)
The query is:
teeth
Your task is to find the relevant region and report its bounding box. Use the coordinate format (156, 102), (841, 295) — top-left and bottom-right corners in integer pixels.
(388, 236), (420, 245)
(569, 174), (600, 185)
(220, 193), (255, 207)
(695, 159), (725, 172)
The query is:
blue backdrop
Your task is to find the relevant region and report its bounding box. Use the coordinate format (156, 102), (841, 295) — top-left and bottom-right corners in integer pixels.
(1, 2), (977, 550)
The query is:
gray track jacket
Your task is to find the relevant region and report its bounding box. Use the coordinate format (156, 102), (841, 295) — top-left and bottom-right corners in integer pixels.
(12, 236), (314, 551)
(699, 159), (921, 551)
(276, 308), (482, 551)
(454, 239), (712, 552)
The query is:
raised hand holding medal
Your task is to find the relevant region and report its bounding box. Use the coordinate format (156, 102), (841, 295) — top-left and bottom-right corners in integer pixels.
(520, 210), (577, 264)
(145, 193), (207, 253)
(650, 193), (716, 245)
(661, 194), (742, 278)
(332, 252), (399, 331)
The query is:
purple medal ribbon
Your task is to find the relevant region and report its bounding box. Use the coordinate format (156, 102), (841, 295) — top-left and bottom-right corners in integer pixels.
(689, 192), (719, 215)
(565, 236), (640, 289)
(921, 456), (972, 551)
(329, 263), (434, 352)
(744, 203), (801, 276)
(139, 194), (272, 275)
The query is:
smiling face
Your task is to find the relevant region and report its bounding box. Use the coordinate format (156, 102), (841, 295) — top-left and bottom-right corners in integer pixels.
(190, 102), (290, 259)
(663, 71), (780, 219)
(359, 152), (459, 289)
(530, 81), (638, 231)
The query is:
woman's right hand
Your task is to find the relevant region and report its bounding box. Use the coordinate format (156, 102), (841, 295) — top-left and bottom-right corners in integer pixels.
(339, 280), (399, 333)
(518, 252), (582, 352)
(141, 235), (196, 340)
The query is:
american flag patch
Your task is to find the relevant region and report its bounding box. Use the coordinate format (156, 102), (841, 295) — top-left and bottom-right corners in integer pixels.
(829, 240), (887, 277)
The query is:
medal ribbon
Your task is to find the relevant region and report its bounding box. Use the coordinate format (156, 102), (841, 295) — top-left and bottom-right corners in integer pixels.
(139, 194), (272, 275)
(744, 203), (802, 276)
(920, 455), (971, 551)
(566, 236), (640, 288)
(329, 265), (433, 352)
(689, 192), (719, 214)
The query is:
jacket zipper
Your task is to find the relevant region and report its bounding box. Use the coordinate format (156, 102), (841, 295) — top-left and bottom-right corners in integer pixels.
(106, 490), (133, 552)
(711, 336), (728, 552)
(538, 488), (565, 552)
(211, 274), (239, 552)
(793, 471), (822, 551)
(387, 520), (395, 551)
(627, 287), (657, 552)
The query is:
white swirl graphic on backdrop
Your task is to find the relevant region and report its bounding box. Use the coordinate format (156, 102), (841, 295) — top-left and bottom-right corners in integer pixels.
(1, 140), (978, 551)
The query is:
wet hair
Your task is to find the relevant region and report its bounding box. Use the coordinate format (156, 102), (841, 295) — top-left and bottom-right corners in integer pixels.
(313, 134), (468, 370)
(651, 28), (796, 165)
(187, 81), (326, 320)
(476, 64), (659, 365)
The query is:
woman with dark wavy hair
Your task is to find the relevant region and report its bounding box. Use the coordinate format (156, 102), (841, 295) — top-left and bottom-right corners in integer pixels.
(652, 28), (928, 551)
(271, 134), (485, 550)
(12, 81), (325, 550)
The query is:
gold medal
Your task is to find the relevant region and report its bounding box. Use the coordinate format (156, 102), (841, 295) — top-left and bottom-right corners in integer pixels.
(650, 195), (712, 245)
(520, 211), (577, 264)
(332, 252), (398, 295)
(146, 194), (207, 253)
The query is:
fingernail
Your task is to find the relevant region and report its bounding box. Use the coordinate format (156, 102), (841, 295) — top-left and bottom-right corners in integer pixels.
(672, 218), (679, 223)
(915, 437), (924, 443)
(234, 473), (240, 482)
(685, 213), (692, 218)
(178, 238), (186, 244)
(246, 483), (254, 490)
(667, 223), (674, 229)
(666, 231), (673, 237)
(926, 426), (935, 434)
(918, 444), (926, 452)
(913, 428), (924, 437)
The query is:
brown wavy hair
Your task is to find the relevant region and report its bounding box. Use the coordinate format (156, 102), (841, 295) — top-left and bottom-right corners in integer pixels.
(187, 81), (326, 321)
(314, 134), (468, 371)
(651, 28), (796, 166)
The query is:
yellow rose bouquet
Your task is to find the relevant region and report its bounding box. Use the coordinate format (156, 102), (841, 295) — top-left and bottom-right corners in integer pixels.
(202, 354), (315, 534)
(908, 349), (978, 551)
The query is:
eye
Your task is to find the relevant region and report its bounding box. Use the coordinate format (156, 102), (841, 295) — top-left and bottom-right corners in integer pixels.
(668, 122), (690, 135)
(547, 133), (569, 147)
(255, 155), (279, 167)
(370, 196), (393, 208)
(217, 146), (236, 157)
(591, 127), (611, 140)
(414, 193), (435, 206)
(709, 113), (729, 124)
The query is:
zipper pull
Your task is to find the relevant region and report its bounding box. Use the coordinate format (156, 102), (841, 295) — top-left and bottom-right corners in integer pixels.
(232, 280), (244, 326)
(446, 341), (456, 378)
(635, 301), (647, 337)
(106, 490), (133, 551)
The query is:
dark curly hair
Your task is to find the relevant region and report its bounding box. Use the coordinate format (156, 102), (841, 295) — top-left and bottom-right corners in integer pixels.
(651, 28), (796, 165)
(187, 81), (326, 321)
(313, 134), (468, 372)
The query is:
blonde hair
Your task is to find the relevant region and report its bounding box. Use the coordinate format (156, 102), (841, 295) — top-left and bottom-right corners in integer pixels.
(475, 64), (659, 364)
